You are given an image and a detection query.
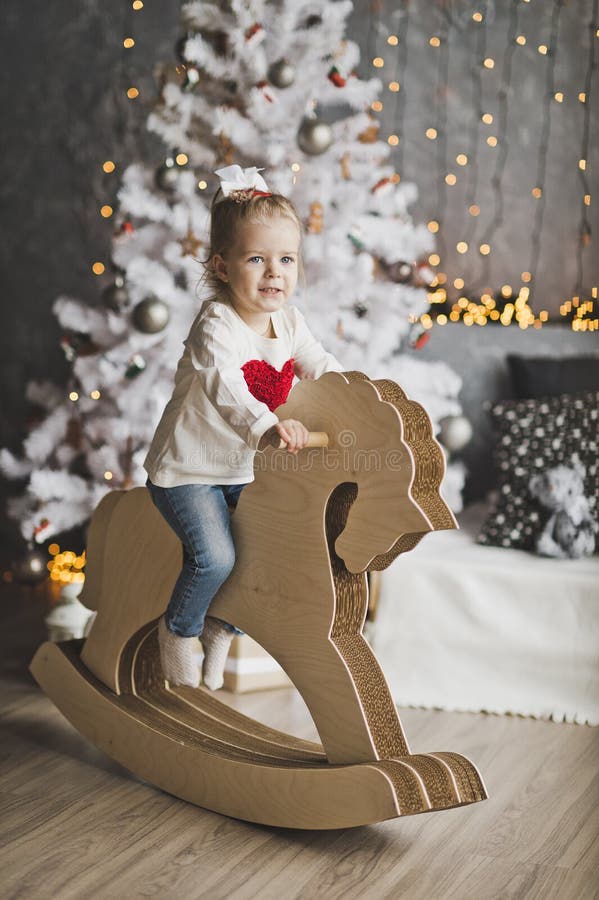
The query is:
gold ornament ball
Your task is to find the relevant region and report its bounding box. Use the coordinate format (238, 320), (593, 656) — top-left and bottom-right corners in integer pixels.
(298, 118), (333, 155)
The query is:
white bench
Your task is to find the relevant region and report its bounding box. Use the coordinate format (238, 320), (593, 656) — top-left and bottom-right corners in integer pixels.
(372, 503), (599, 725)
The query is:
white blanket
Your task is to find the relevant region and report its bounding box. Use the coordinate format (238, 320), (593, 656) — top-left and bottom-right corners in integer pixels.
(372, 503), (599, 725)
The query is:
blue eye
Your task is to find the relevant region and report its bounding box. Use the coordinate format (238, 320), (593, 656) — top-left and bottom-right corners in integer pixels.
(248, 256), (262, 263)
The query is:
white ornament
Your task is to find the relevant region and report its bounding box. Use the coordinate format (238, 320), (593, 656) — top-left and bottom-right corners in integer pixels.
(439, 415), (473, 453)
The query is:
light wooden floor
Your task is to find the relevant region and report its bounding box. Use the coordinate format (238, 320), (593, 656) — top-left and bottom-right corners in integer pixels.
(1, 578), (597, 900)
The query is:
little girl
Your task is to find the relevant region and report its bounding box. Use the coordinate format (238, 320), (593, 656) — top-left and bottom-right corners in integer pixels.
(144, 165), (343, 690)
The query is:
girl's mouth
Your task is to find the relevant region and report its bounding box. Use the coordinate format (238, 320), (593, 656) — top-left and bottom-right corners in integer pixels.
(259, 288), (281, 294)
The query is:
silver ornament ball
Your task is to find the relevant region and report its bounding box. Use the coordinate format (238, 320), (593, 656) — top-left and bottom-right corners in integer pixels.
(298, 118), (333, 155)
(387, 260), (413, 284)
(132, 298), (170, 334)
(102, 280), (129, 311)
(12, 544), (48, 584)
(268, 58), (295, 88)
(155, 161), (180, 193)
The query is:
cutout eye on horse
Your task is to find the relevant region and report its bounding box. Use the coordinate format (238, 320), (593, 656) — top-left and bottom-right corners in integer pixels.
(30, 372), (487, 829)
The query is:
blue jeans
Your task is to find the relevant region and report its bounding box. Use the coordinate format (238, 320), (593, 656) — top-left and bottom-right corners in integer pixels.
(146, 478), (247, 638)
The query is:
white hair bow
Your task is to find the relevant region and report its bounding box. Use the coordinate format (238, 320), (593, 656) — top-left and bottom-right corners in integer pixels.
(214, 165), (271, 200)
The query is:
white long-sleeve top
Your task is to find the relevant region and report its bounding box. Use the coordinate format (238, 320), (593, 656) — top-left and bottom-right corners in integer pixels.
(144, 298), (343, 486)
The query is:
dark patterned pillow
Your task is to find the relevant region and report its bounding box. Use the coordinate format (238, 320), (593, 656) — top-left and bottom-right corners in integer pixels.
(478, 391), (599, 552)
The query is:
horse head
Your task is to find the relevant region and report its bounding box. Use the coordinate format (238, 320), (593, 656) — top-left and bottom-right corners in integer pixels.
(271, 371), (456, 573)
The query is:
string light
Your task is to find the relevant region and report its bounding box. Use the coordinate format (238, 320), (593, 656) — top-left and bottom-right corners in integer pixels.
(572, 0), (597, 314)
(123, 37), (135, 48)
(458, 4), (489, 278)
(102, 160), (116, 173)
(48, 548), (86, 585)
(92, 262), (105, 275)
(526, 0), (564, 311)
(470, 0), (521, 299)
(390, 0), (411, 179)
(126, 87), (139, 99)
(100, 205), (113, 217)
(433, 6), (451, 269)
(373, 57), (384, 68)
(90, 390), (101, 400)
(373, 0), (592, 330)
(69, 392), (79, 402)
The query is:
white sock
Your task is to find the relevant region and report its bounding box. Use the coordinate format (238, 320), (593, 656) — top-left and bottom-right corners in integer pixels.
(158, 616), (200, 688)
(200, 617), (235, 690)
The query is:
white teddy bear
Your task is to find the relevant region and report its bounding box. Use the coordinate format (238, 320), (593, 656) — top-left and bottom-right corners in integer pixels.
(529, 454), (597, 560)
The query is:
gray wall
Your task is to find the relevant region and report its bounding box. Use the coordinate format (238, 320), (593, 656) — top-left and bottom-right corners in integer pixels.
(1, 2), (597, 552)
(408, 325), (598, 503)
(0, 1), (180, 553)
(347, 0), (598, 317)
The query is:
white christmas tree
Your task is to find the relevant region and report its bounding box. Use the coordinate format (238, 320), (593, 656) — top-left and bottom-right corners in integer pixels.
(2, 0), (466, 546)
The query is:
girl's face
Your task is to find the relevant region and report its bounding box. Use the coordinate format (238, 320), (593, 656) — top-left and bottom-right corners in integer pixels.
(213, 217), (300, 332)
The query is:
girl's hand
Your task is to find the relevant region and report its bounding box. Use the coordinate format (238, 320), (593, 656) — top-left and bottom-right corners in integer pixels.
(260, 419), (310, 453)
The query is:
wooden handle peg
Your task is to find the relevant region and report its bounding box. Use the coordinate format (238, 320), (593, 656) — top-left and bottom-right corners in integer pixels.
(271, 431), (329, 450)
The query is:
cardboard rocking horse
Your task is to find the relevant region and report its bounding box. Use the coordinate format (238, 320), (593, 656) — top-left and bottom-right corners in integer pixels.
(31, 371), (488, 829)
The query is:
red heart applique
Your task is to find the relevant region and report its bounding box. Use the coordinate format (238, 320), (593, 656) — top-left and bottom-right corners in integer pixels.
(241, 358), (295, 412)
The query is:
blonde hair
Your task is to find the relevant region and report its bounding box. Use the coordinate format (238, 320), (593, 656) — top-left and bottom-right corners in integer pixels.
(198, 190), (306, 299)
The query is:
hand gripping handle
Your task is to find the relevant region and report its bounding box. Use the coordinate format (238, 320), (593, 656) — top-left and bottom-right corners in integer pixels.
(268, 431), (329, 450)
